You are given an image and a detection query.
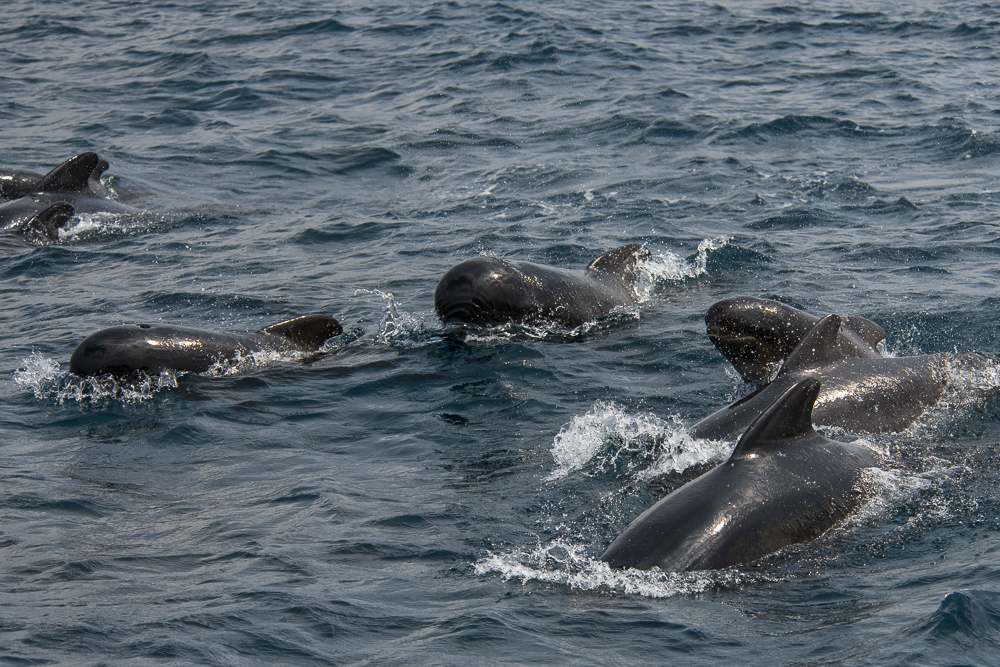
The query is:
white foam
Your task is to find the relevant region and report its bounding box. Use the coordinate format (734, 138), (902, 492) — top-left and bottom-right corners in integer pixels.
(353, 289), (431, 347)
(201, 347), (304, 377)
(14, 352), (179, 404)
(56, 211), (157, 241)
(546, 401), (732, 482)
(474, 539), (763, 598)
(631, 235), (730, 303)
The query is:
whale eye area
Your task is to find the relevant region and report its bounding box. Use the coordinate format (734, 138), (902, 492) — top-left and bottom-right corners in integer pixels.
(136, 324), (152, 329)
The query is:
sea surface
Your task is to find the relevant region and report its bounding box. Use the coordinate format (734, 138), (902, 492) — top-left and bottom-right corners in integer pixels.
(3, 1), (1000, 664)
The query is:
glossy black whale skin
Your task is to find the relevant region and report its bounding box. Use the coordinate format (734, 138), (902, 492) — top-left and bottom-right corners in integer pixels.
(705, 296), (886, 385)
(691, 313), (979, 441)
(601, 378), (877, 572)
(434, 243), (651, 328)
(69, 314), (342, 376)
(0, 152), (132, 242)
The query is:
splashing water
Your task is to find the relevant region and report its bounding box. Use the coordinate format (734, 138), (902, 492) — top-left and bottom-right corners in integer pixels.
(474, 539), (763, 598)
(546, 401), (733, 482)
(201, 348), (305, 377)
(631, 235), (730, 303)
(14, 352), (179, 404)
(354, 289), (431, 347)
(56, 212), (159, 242)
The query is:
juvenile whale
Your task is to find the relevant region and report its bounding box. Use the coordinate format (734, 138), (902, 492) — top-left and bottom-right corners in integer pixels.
(691, 313), (978, 441)
(1, 152), (132, 242)
(705, 296), (886, 385)
(434, 243), (651, 328)
(601, 378), (877, 571)
(69, 314), (342, 376)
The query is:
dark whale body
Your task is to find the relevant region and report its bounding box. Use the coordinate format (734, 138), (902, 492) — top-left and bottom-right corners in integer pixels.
(601, 379), (877, 572)
(434, 243), (651, 328)
(69, 314), (342, 376)
(705, 296), (886, 385)
(0, 152), (131, 243)
(691, 313), (976, 441)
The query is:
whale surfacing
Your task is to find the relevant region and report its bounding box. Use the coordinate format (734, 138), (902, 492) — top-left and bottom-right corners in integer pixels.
(691, 313), (964, 441)
(601, 379), (876, 572)
(1, 152), (133, 243)
(705, 296), (886, 385)
(434, 243), (651, 328)
(69, 314), (342, 376)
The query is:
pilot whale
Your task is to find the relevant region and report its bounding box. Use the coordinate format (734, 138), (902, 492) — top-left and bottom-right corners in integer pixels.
(601, 378), (877, 571)
(1, 152), (110, 201)
(69, 314), (342, 376)
(691, 313), (981, 441)
(705, 296), (886, 385)
(434, 243), (651, 328)
(1, 152), (132, 242)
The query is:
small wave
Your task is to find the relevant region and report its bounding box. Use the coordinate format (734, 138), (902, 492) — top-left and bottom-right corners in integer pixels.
(546, 401), (732, 482)
(14, 352), (179, 404)
(474, 539), (762, 598)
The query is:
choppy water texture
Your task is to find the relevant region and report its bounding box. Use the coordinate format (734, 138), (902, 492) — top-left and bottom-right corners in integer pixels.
(3, 1), (1000, 664)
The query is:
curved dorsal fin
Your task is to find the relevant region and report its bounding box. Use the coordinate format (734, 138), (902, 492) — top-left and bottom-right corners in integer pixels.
(586, 243), (651, 281)
(844, 315), (886, 350)
(35, 153), (100, 193)
(259, 314), (342, 350)
(730, 378), (821, 460)
(777, 314), (850, 376)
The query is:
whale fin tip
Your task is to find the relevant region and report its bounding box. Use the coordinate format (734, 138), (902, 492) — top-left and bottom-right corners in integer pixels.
(35, 152), (101, 194)
(730, 378), (821, 460)
(844, 315), (886, 350)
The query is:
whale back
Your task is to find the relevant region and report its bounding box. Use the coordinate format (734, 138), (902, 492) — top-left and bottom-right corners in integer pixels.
(602, 379), (876, 571)
(259, 314), (343, 351)
(705, 296), (886, 385)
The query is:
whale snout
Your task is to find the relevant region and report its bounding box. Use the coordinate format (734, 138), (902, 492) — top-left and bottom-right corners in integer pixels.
(434, 258), (526, 326)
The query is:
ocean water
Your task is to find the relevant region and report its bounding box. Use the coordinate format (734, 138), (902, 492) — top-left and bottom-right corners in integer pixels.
(3, 0), (1000, 664)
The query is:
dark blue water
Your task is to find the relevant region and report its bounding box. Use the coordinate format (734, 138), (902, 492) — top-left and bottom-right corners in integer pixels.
(4, 1), (1000, 664)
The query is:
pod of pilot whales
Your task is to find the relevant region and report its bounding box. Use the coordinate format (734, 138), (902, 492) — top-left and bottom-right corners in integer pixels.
(7, 152), (992, 576)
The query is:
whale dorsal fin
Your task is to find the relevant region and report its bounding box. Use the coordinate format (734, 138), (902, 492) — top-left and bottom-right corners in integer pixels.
(844, 316), (886, 350)
(259, 314), (342, 350)
(730, 378), (821, 460)
(35, 153), (100, 193)
(19, 202), (74, 243)
(777, 314), (852, 376)
(586, 243), (651, 281)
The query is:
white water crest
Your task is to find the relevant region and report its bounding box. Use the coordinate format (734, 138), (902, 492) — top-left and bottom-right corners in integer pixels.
(474, 539), (764, 598)
(546, 401), (732, 482)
